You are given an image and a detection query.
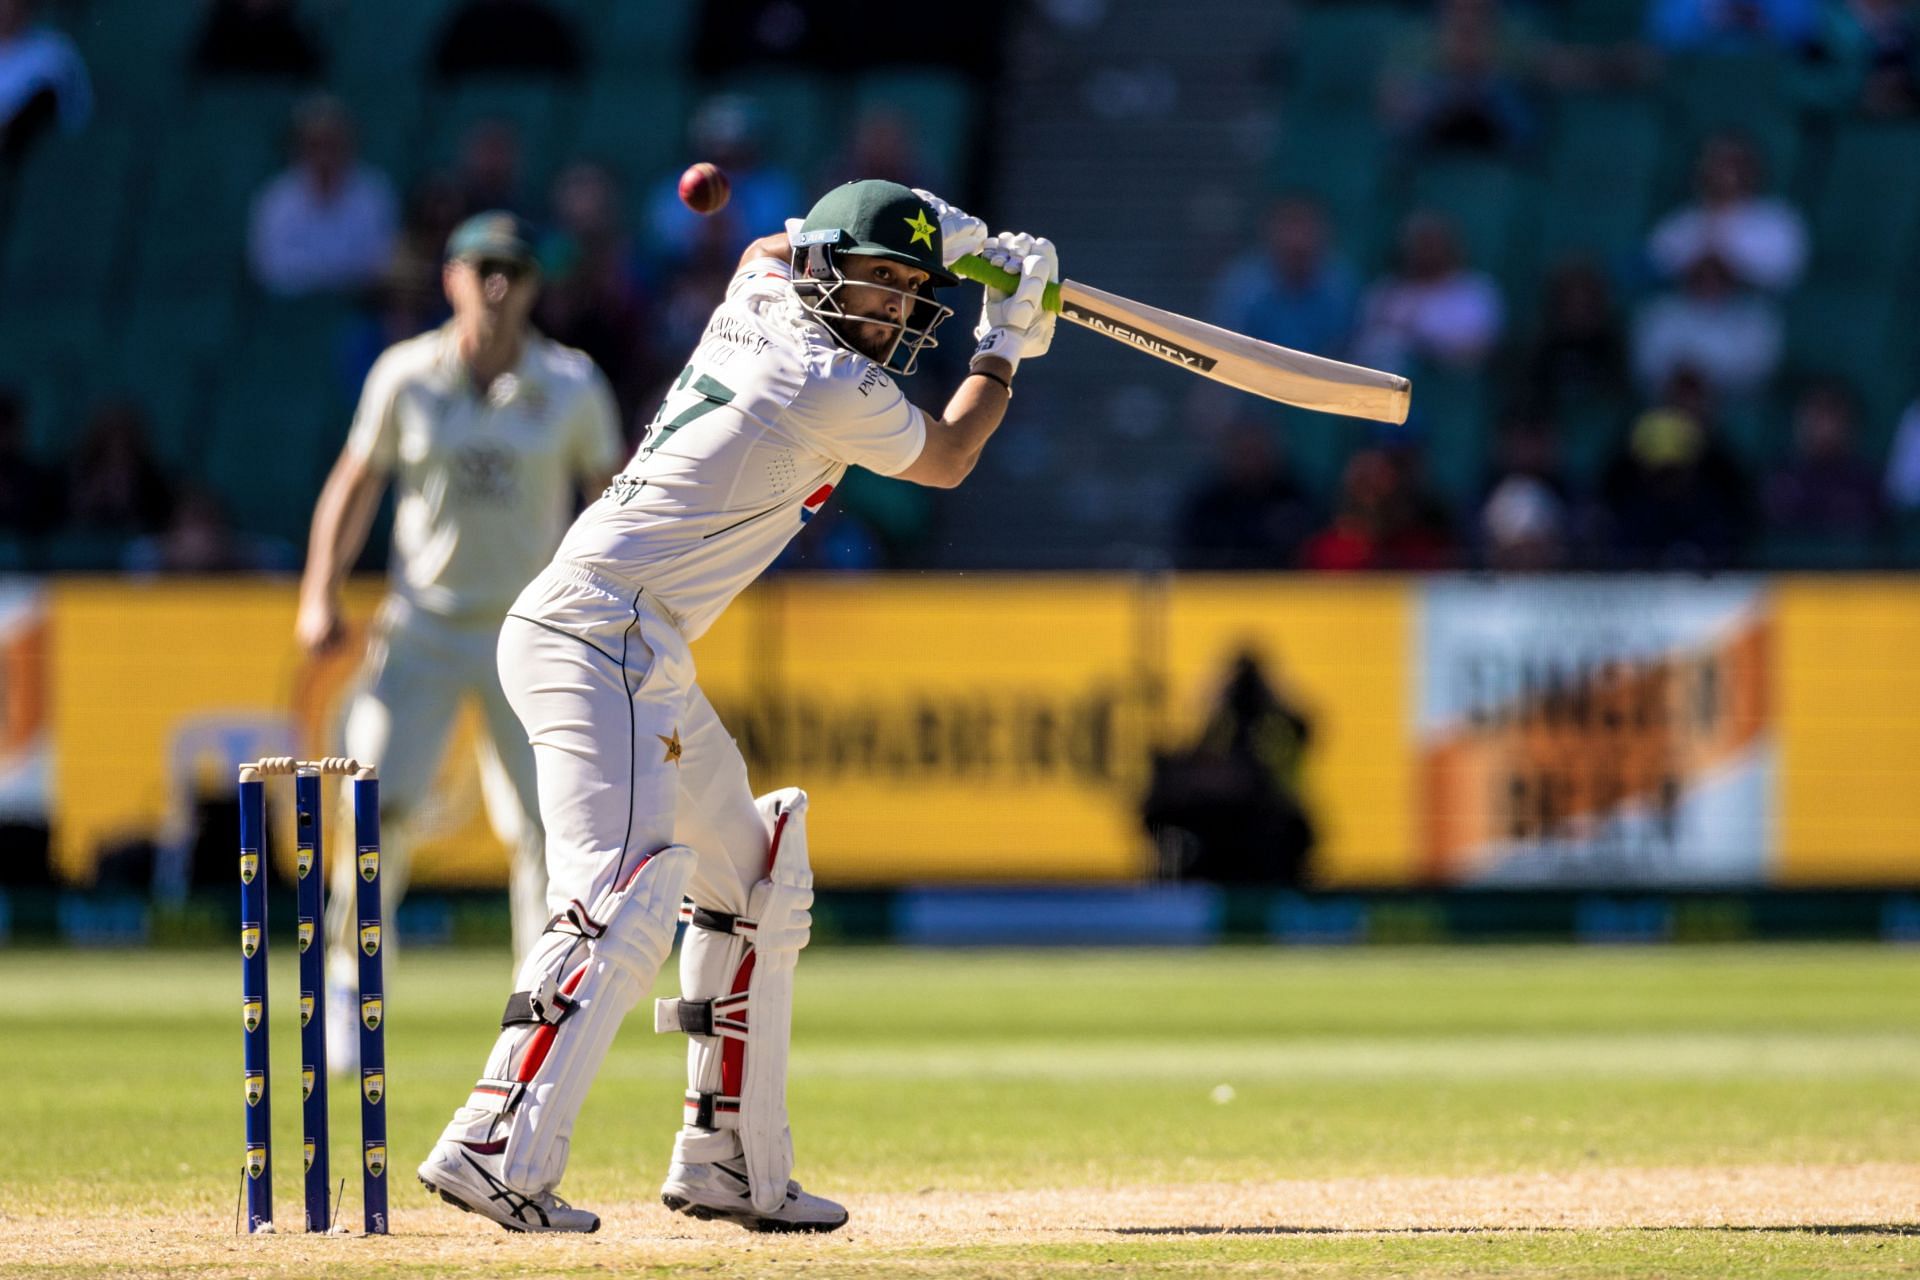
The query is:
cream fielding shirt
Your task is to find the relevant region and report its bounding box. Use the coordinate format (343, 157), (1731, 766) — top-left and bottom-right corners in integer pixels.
(346, 325), (623, 619)
(554, 257), (928, 640)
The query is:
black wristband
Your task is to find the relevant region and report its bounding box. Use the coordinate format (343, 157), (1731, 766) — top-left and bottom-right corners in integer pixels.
(967, 366), (1014, 396)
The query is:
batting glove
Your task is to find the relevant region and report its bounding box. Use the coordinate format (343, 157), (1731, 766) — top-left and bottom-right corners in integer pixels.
(972, 231), (1058, 371)
(911, 188), (988, 267)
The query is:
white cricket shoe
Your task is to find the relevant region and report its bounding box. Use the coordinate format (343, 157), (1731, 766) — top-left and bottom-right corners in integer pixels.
(660, 1157), (849, 1233)
(417, 1138), (601, 1234)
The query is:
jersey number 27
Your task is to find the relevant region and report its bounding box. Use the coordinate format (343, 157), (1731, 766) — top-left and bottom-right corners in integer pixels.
(635, 364), (736, 462)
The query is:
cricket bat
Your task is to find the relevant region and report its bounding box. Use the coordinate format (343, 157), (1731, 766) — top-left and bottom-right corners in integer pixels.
(951, 254), (1412, 425)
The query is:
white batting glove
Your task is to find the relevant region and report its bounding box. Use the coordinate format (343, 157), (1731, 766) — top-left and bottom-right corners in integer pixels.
(971, 231), (1058, 371)
(911, 188), (988, 266)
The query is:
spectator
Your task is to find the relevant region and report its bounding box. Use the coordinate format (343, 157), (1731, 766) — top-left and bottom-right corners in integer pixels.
(1351, 211), (1505, 374)
(248, 95), (398, 297)
(1647, 132), (1808, 292)
(1208, 195), (1359, 364)
(433, 0), (582, 77)
(1763, 380), (1884, 539)
(0, 389), (61, 535)
(452, 118), (529, 218)
(125, 487), (292, 574)
(690, 0), (834, 74)
(1631, 252), (1783, 398)
(1484, 404), (1575, 499)
(66, 401), (175, 534)
(339, 265), (447, 402)
(646, 94), (802, 263)
(389, 172), (467, 292)
(535, 161), (654, 424)
(1379, 0), (1541, 154)
(652, 218), (739, 365)
(1176, 420), (1317, 569)
(1885, 394), (1920, 511)
(0, 0), (91, 164)
(1647, 0), (1822, 53)
(1141, 649), (1316, 886)
(1524, 257), (1629, 411)
(1299, 442), (1457, 570)
(1479, 473), (1569, 570)
(1598, 369), (1755, 567)
(1802, 0), (1920, 116)
(824, 107), (929, 190)
(192, 0), (323, 80)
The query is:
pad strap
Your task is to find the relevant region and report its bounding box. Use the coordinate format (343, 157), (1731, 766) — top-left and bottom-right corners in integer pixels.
(678, 902), (758, 938)
(501, 989), (573, 1029)
(684, 1089), (743, 1131)
(653, 993), (749, 1039)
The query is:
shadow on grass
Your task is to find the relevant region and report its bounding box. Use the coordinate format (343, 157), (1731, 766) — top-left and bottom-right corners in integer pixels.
(1108, 1224), (1920, 1237)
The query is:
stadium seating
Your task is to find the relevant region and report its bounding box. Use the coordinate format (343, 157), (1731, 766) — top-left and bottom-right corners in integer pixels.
(1281, 3), (1420, 110)
(1538, 94), (1664, 280)
(419, 79), (580, 197)
(595, 0), (696, 68)
(1806, 121), (1920, 288)
(572, 73), (694, 208)
(851, 70), (975, 191)
(4, 0), (1910, 571)
(0, 125), (133, 302)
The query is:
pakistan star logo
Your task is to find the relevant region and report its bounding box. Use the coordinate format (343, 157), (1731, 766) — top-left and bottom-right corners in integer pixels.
(658, 728), (682, 766)
(904, 208), (937, 250)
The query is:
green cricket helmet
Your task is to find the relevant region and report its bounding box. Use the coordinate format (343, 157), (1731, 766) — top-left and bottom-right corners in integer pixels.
(789, 179), (957, 375)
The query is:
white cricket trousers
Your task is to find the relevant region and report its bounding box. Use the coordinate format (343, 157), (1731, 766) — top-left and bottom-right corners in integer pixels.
(497, 561), (768, 931)
(325, 595), (549, 976)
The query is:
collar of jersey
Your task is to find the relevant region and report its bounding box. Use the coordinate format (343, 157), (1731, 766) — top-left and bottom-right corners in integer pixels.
(433, 321), (542, 395)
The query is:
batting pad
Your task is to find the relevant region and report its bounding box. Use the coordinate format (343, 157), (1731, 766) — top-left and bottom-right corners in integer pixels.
(451, 843), (695, 1194)
(656, 788), (813, 1214)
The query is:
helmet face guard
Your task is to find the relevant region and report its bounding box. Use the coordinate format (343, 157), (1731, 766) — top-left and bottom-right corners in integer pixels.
(790, 228), (955, 377)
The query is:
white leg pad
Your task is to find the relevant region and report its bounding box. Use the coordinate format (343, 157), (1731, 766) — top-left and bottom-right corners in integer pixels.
(655, 788), (812, 1215)
(444, 844), (695, 1194)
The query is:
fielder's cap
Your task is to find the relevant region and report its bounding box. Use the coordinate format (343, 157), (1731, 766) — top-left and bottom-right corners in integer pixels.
(445, 211), (538, 266)
(798, 179), (957, 287)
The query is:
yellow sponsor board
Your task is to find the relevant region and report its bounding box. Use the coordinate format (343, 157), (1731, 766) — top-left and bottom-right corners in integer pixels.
(38, 574), (1418, 886)
(718, 577), (1153, 881)
(1773, 578), (1920, 885)
(1160, 577), (1416, 887)
(42, 573), (1920, 888)
(50, 578), (524, 885)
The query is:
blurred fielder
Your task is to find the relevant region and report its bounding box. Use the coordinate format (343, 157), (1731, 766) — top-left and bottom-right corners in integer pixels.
(296, 212), (623, 1071)
(417, 180), (1057, 1232)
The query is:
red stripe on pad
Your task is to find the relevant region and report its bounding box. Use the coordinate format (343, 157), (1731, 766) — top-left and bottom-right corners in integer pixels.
(719, 949), (755, 1099)
(515, 961), (589, 1083)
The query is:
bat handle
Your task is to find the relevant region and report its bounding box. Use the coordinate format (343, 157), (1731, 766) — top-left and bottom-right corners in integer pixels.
(950, 253), (1063, 314)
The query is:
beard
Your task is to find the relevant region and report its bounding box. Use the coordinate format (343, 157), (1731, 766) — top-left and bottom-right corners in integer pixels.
(831, 314), (901, 363)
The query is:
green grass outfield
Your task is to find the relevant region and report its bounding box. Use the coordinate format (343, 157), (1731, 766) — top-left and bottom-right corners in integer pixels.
(2, 944), (1917, 1277)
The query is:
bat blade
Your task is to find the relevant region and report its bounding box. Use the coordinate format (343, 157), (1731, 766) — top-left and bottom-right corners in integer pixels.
(951, 254), (1411, 424)
(1058, 281), (1411, 424)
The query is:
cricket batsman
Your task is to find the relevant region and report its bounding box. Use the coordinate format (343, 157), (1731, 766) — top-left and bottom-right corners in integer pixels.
(416, 180), (1057, 1232)
(296, 213), (624, 1069)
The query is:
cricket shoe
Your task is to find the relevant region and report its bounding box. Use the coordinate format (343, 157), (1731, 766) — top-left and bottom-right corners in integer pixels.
(660, 1157), (848, 1233)
(417, 1138), (601, 1233)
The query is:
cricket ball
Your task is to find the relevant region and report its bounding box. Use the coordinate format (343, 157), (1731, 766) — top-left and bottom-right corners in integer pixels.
(678, 162), (730, 215)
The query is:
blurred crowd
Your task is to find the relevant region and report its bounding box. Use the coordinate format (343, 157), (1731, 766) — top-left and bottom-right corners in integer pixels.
(1177, 0), (1920, 572)
(0, 0), (976, 572)
(3, 0), (1919, 573)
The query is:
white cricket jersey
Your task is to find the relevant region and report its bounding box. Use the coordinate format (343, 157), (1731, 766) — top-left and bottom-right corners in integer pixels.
(346, 325), (623, 619)
(552, 258), (928, 641)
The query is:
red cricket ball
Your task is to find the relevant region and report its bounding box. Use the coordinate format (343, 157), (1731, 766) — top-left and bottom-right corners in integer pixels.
(678, 162), (731, 215)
